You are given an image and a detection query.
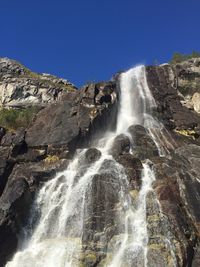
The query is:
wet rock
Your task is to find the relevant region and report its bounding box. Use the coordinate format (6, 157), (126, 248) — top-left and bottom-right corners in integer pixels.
(150, 153), (199, 266)
(0, 158), (69, 266)
(82, 159), (124, 257)
(173, 145), (200, 233)
(147, 243), (173, 267)
(85, 148), (101, 164)
(0, 171), (32, 266)
(109, 134), (130, 158)
(116, 154), (143, 190)
(128, 125), (159, 159)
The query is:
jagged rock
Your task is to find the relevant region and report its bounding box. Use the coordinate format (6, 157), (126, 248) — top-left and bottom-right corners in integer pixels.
(174, 144), (200, 233)
(1, 128), (26, 157)
(0, 58), (77, 108)
(150, 151), (200, 266)
(26, 84), (118, 155)
(146, 64), (200, 132)
(173, 58), (200, 97)
(0, 58), (26, 76)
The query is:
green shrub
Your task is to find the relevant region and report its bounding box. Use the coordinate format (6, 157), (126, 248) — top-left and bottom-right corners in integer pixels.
(0, 106), (39, 130)
(170, 51), (200, 64)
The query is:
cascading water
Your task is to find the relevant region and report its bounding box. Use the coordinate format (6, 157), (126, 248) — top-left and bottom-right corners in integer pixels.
(6, 66), (171, 267)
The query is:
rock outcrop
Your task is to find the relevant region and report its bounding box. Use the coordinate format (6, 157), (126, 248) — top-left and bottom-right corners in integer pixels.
(0, 57), (200, 266)
(0, 58), (77, 108)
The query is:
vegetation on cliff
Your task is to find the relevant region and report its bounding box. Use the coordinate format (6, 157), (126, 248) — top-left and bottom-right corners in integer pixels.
(170, 50), (200, 64)
(0, 107), (39, 130)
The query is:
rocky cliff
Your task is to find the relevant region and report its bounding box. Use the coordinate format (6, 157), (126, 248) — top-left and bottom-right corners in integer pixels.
(0, 57), (200, 267)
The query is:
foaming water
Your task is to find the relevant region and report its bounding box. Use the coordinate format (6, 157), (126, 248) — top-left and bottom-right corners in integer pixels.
(6, 66), (175, 267)
(116, 66), (156, 134)
(107, 162), (155, 267)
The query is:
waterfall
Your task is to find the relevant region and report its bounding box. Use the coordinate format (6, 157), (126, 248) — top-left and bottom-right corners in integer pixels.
(6, 66), (167, 267)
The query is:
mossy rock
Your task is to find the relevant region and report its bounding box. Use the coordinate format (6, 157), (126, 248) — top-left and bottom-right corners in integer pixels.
(84, 252), (97, 266)
(174, 129), (198, 139)
(147, 214), (160, 222)
(44, 155), (60, 164)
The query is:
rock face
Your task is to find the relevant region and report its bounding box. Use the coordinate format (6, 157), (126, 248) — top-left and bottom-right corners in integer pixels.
(0, 58), (118, 266)
(0, 58), (77, 108)
(145, 60), (200, 267)
(0, 57), (200, 267)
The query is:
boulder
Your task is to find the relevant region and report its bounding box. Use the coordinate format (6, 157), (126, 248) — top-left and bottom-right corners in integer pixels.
(84, 148), (101, 164)
(109, 134), (130, 158)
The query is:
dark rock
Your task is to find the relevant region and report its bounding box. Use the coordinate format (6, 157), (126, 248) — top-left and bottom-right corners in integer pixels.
(0, 127), (6, 142)
(150, 152), (199, 266)
(25, 101), (79, 148)
(128, 125), (159, 159)
(0, 146), (14, 196)
(0, 158), (68, 266)
(116, 154), (143, 190)
(0, 171), (32, 266)
(85, 148), (101, 164)
(15, 148), (46, 162)
(146, 65), (200, 133)
(26, 81), (118, 157)
(82, 159), (125, 260)
(1, 128), (26, 157)
(109, 134), (130, 158)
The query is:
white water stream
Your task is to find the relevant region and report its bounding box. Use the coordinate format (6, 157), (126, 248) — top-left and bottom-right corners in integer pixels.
(6, 66), (168, 267)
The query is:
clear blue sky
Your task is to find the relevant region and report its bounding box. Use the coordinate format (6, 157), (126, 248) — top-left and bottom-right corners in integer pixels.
(1, 0), (199, 87)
